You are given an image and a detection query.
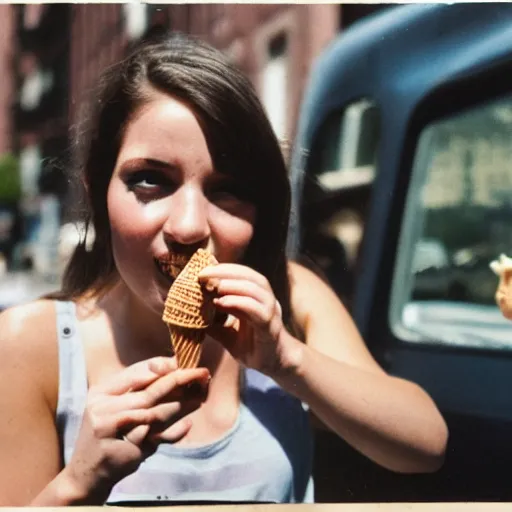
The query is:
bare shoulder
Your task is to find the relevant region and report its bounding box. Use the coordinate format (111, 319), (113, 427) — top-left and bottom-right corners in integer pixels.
(287, 260), (345, 324)
(0, 299), (59, 351)
(0, 299), (60, 408)
(287, 260), (383, 373)
(288, 259), (330, 288)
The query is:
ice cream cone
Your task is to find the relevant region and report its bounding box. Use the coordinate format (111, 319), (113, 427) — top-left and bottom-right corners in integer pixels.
(162, 248), (218, 329)
(162, 248), (218, 368)
(169, 325), (205, 369)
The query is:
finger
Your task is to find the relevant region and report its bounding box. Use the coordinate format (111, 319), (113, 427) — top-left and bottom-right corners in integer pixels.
(213, 295), (274, 327)
(122, 424), (151, 446)
(150, 417), (193, 444)
(92, 368), (210, 416)
(135, 368), (210, 409)
(146, 398), (203, 437)
(199, 264), (270, 290)
(92, 382), (203, 416)
(114, 399), (198, 437)
(215, 279), (269, 304)
(114, 424), (159, 459)
(96, 357), (178, 395)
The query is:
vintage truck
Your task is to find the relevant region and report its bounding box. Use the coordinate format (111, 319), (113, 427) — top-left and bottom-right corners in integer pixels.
(288, 3), (512, 502)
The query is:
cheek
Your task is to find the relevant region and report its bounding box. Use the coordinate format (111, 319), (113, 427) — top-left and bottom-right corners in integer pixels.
(209, 205), (256, 261)
(107, 182), (158, 264)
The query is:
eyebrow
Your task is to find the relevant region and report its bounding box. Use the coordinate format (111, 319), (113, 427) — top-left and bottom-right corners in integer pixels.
(118, 157), (225, 181)
(118, 157), (180, 172)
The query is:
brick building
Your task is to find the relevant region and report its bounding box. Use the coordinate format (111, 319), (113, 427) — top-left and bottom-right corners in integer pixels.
(0, 4), (14, 155)
(8, 4), (71, 275)
(68, 4), (341, 148)
(14, 4), (71, 191)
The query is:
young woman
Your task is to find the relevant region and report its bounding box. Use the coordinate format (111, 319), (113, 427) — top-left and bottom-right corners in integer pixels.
(0, 31), (448, 505)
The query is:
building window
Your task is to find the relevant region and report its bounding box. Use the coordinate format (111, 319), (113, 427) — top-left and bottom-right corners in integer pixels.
(20, 69), (54, 111)
(261, 33), (288, 141)
(123, 3), (148, 40)
(23, 4), (44, 30)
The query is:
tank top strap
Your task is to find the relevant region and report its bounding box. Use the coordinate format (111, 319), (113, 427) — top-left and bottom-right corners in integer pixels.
(54, 300), (88, 464)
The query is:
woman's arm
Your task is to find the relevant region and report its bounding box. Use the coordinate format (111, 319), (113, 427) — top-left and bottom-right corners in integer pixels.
(0, 301), (209, 505)
(275, 262), (448, 473)
(199, 261), (448, 473)
(0, 302), (110, 505)
(0, 302), (67, 505)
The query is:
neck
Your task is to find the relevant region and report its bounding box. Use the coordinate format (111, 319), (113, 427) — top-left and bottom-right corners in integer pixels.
(98, 282), (171, 365)
(201, 335), (241, 390)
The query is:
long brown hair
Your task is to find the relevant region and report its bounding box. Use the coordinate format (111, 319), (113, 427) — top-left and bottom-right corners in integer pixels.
(51, 31), (293, 326)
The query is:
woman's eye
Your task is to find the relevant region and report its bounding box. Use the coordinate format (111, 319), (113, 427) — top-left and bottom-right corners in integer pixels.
(208, 181), (251, 203)
(127, 171), (161, 189)
(135, 178), (158, 189)
(125, 171), (173, 199)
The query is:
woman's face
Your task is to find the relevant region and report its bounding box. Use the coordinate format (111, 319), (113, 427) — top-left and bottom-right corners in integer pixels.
(107, 92), (256, 314)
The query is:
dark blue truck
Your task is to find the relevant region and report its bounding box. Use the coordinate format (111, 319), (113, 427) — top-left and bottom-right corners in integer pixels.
(289, 3), (512, 502)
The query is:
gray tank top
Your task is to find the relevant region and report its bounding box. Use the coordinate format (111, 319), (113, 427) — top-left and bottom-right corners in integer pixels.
(54, 301), (314, 504)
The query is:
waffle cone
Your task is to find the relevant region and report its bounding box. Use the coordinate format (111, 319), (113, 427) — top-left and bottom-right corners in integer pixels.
(169, 325), (205, 369)
(162, 248), (218, 329)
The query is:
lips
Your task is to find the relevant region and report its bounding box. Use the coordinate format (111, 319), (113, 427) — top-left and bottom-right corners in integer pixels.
(155, 254), (190, 280)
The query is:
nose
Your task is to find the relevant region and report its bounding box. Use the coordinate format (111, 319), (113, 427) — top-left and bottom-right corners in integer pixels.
(162, 186), (211, 247)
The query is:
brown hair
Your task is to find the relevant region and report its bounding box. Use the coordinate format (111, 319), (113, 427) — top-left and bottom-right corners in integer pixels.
(51, 31), (293, 326)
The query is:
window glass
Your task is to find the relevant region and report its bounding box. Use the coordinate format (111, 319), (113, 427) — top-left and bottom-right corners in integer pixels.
(23, 4), (44, 29)
(390, 95), (512, 349)
(300, 100), (379, 305)
(20, 69), (53, 111)
(312, 99), (378, 191)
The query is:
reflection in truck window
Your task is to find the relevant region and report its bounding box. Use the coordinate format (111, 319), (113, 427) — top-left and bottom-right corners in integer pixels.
(391, 94), (512, 349)
(300, 99), (379, 306)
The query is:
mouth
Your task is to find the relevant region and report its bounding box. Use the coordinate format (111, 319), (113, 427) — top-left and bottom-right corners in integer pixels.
(155, 254), (190, 282)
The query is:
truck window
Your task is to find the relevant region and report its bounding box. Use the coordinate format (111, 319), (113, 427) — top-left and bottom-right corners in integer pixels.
(300, 99), (379, 306)
(390, 94), (512, 349)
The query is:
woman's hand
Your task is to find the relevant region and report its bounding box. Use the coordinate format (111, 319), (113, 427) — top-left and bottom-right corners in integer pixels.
(199, 264), (301, 377)
(62, 356), (209, 503)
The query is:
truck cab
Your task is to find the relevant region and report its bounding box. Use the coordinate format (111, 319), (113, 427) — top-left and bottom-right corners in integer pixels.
(289, 3), (512, 502)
